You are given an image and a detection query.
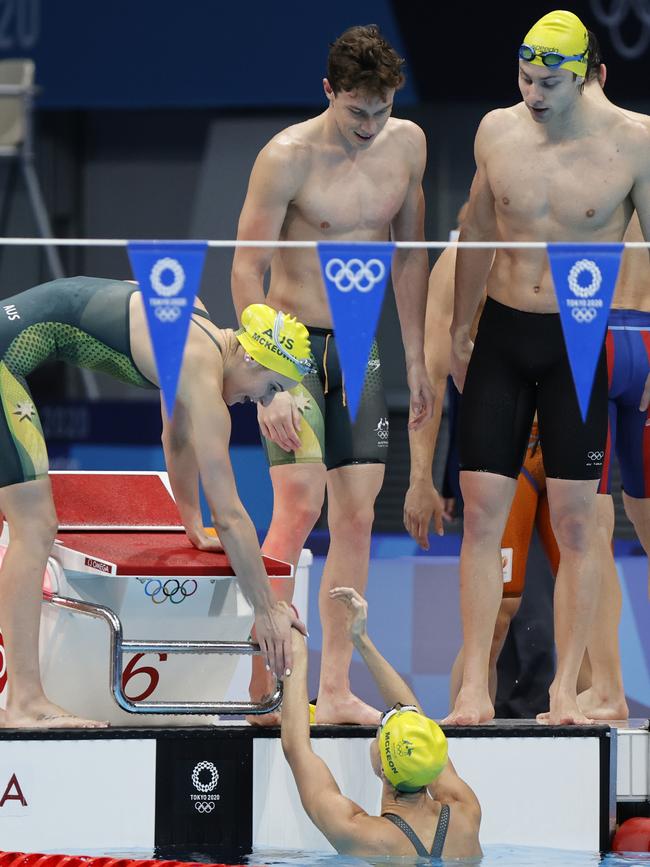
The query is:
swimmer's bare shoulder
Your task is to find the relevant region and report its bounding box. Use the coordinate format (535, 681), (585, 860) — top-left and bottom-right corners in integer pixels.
(384, 116), (426, 152)
(247, 123), (313, 201)
(476, 105), (526, 147)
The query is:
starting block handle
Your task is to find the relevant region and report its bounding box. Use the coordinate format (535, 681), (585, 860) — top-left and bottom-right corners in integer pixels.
(44, 592), (283, 716)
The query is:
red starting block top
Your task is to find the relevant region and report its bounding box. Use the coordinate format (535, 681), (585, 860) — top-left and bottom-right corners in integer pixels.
(58, 532), (291, 577)
(51, 472), (184, 530)
(48, 472), (291, 578)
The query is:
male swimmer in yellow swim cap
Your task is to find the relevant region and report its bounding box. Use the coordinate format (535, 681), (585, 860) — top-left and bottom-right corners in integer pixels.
(517, 10), (593, 123)
(281, 586), (481, 858)
(0, 277), (311, 728)
(448, 8), (650, 727)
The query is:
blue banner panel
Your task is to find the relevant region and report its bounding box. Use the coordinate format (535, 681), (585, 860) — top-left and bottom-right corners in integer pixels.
(127, 242), (207, 417)
(548, 243), (623, 421)
(317, 242), (394, 421)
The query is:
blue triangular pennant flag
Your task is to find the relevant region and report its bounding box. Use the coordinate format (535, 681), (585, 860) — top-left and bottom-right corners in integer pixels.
(127, 241), (208, 417)
(548, 243), (623, 421)
(317, 242), (394, 421)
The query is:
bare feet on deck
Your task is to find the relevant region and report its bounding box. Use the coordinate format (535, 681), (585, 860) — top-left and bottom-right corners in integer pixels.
(314, 691), (381, 726)
(246, 670), (282, 727)
(536, 690), (594, 725)
(2, 698), (108, 729)
(577, 687), (629, 721)
(441, 688), (495, 726)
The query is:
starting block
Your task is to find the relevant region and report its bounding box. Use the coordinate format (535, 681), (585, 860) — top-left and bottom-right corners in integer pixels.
(0, 471), (308, 725)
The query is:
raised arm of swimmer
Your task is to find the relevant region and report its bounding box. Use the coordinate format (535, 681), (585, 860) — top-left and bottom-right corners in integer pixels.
(329, 587), (482, 813)
(450, 117), (499, 392)
(391, 123), (434, 430)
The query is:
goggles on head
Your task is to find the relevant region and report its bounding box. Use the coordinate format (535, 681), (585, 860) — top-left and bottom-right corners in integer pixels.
(518, 43), (586, 69)
(378, 703), (419, 733)
(271, 312), (316, 376)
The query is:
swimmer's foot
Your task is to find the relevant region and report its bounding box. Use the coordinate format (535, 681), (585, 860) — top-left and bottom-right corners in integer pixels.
(245, 695), (281, 727)
(3, 698), (108, 729)
(441, 689), (494, 726)
(314, 691), (381, 726)
(537, 691), (594, 726)
(246, 670), (282, 727)
(577, 687), (628, 722)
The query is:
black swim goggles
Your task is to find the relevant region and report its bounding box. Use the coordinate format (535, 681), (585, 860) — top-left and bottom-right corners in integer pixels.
(518, 43), (587, 69)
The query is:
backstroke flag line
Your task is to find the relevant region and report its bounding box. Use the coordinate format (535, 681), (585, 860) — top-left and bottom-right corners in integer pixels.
(548, 242), (623, 421)
(127, 241), (208, 418)
(317, 242), (395, 421)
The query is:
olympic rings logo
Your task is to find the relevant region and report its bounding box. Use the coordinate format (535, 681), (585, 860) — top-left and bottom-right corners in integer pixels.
(154, 306), (182, 324)
(192, 761), (219, 792)
(144, 578), (198, 604)
(374, 418), (389, 440)
(571, 307), (598, 324)
(150, 257), (185, 297)
(325, 257), (385, 293)
(568, 259), (602, 298)
(590, 0), (650, 60)
(195, 801), (215, 814)
(588, 451), (604, 461)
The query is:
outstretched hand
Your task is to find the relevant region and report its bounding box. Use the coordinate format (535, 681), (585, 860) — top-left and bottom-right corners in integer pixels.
(329, 586), (368, 640)
(255, 601), (307, 680)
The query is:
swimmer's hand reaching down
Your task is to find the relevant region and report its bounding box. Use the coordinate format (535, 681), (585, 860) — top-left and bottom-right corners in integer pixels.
(258, 391), (302, 452)
(329, 586), (368, 642)
(450, 329), (474, 394)
(255, 601), (307, 680)
(186, 526), (224, 553)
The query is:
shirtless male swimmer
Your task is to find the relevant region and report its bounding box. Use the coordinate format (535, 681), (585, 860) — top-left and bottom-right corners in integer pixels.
(447, 10), (650, 726)
(232, 25), (433, 725)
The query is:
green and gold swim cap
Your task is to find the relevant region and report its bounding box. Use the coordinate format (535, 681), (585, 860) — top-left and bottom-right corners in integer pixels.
(379, 707), (448, 792)
(236, 303), (313, 382)
(523, 10), (589, 77)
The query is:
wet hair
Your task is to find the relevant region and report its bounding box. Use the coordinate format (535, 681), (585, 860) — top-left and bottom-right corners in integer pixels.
(327, 24), (405, 98)
(584, 30), (603, 83)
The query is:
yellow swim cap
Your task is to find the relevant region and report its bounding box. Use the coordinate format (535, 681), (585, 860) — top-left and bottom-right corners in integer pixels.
(235, 303), (313, 382)
(522, 10), (589, 77)
(379, 706), (448, 793)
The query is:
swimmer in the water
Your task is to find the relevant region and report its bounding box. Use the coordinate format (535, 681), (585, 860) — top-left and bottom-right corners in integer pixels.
(281, 586), (482, 860)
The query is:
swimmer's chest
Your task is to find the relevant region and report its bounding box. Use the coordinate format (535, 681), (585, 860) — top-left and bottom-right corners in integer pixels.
(290, 159), (409, 234)
(488, 140), (632, 233)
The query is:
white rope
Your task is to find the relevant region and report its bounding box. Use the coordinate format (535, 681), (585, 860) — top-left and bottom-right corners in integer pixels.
(0, 237), (647, 249)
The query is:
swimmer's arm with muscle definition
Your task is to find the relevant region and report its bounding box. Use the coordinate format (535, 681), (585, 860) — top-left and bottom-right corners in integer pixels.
(404, 247), (456, 547)
(450, 116), (498, 391)
(231, 139), (305, 451)
(161, 395), (221, 552)
(390, 123), (434, 430)
(184, 365), (305, 676)
(281, 630), (380, 855)
(231, 139), (304, 319)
